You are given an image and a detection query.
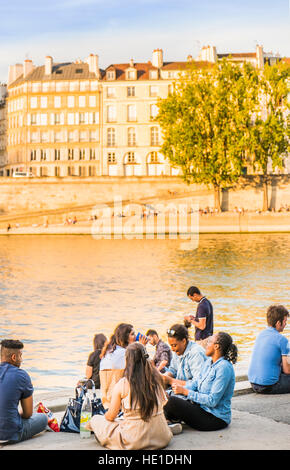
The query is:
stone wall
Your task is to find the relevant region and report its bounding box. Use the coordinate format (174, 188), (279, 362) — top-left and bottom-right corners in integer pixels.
(0, 175), (289, 216)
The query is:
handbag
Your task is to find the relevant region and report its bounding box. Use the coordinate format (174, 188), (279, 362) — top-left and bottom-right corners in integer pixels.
(60, 379), (106, 433)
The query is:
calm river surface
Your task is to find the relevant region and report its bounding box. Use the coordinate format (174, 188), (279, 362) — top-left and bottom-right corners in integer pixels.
(0, 234), (289, 393)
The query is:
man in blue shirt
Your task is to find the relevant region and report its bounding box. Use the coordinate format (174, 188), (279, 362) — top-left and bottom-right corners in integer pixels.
(0, 339), (48, 444)
(184, 286), (214, 348)
(248, 305), (290, 394)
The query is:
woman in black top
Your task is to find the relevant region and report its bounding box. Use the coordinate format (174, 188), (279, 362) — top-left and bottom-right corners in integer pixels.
(86, 333), (107, 388)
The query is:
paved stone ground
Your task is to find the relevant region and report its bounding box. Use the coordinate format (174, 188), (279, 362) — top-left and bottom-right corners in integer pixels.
(1, 393), (289, 451)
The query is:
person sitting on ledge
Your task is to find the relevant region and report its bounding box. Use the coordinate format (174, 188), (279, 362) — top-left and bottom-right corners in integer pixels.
(87, 342), (174, 450)
(99, 323), (136, 409)
(248, 305), (290, 394)
(84, 333), (107, 389)
(163, 332), (238, 431)
(146, 329), (172, 373)
(162, 324), (206, 393)
(0, 339), (48, 445)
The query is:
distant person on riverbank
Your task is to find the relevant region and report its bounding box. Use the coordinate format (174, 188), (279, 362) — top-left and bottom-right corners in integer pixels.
(84, 333), (107, 389)
(99, 323), (136, 408)
(0, 340), (48, 445)
(162, 324), (206, 393)
(248, 305), (290, 394)
(163, 332), (237, 431)
(7, 224), (11, 232)
(184, 286), (214, 348)
(87, 342), (174, 450)
(145, 329), (172, 373)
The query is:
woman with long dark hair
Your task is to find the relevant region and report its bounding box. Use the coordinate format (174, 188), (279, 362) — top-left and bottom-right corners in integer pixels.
(99, 323), (135, 408)
(85, 333), (107, 389)
(164, 331), (238, 431)
(88, 342), (173, 450)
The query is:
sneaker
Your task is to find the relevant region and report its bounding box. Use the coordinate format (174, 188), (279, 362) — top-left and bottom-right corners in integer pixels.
(168, 422), (183, 435)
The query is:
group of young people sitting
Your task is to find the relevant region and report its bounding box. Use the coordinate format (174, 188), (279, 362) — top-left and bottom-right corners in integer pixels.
(84, 322), (238, 449)
(0, 285), (289, 450)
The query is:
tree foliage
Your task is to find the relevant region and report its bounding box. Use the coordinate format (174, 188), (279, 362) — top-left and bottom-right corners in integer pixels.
(249, 62), (290, 210)
(157, 59), (260, 210)
(157, 58), (290, 211)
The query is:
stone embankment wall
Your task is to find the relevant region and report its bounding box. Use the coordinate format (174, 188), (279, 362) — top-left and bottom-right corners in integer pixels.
(0, 175), (289, 216)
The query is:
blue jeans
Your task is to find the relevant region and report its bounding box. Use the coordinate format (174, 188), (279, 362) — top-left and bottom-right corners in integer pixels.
(251, 373), (290, 394)
(7, 413), (48, 444)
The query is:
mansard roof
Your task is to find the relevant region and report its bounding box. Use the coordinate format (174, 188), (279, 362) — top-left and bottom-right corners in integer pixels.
(10, 62), (103, 87)
(9, 59), (214, 87)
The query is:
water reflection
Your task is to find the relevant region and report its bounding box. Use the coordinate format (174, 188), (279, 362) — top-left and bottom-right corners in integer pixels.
(0, 234), (289, 393)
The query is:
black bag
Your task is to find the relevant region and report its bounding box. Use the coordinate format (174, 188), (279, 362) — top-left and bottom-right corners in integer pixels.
(60, 379), (106, 433)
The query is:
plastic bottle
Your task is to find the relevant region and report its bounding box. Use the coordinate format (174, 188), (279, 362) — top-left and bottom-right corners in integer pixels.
(80, 393), (92, 439)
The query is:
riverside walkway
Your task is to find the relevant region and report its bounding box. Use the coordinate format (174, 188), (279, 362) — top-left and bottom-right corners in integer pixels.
(1, 368), (290, 450)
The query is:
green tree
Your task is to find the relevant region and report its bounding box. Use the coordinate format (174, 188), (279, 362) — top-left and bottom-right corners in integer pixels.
(157, 59), (259, 211)
(249, 62), (290, 211)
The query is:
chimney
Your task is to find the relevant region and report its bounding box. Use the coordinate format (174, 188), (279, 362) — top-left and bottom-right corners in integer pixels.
(45, 56), (53, 75)
(209, 46), (217, 63)
(256, 45), (264, 69)
(129, 58), (134, 68)
(23, 59), (34, 78)
(87, 54), (99, 78)
(200, 46), (217, 63)
(8, 64), (24, 86)
(152, 49), (163, 68)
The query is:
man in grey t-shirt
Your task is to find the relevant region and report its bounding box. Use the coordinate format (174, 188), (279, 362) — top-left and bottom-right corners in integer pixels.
(146, 329), (172, 373)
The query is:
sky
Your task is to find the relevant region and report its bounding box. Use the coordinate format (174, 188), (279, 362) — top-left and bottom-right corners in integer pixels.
(0, 0), (289, 82)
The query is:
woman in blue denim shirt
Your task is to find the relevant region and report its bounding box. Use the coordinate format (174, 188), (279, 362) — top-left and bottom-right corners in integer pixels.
(162, 324), (206, 389)
(164, 332), (238, 431)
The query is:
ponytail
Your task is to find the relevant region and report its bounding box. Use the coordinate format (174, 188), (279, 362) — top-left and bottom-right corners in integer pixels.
(216, 332), (238, 364)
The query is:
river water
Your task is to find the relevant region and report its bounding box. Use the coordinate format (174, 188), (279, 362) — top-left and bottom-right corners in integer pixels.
(0, 234), (289, 393)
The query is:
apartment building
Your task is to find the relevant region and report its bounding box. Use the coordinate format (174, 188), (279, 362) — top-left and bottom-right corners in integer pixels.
(4, 45), (287, 177)
(0, 84), (7, 175)
(101, 50), (189, 177)
(6, 55), (101, 177)
(198, 44), (281, 68)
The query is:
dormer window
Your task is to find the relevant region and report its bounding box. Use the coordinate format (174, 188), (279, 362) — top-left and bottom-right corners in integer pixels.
(106, 70), (116, 80)
(126, 69), (137, 80)
(150, 70), (158, 79)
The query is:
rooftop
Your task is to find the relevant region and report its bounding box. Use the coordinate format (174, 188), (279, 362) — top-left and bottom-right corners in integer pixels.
(9, 60), (214, 87)
(11, 62), (101, 87)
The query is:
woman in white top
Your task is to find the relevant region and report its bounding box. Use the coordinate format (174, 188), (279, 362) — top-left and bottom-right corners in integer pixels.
(99, 323), (135, 408)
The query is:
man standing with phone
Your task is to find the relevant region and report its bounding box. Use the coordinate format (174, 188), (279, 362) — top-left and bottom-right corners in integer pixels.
(184, 286), (214, 348)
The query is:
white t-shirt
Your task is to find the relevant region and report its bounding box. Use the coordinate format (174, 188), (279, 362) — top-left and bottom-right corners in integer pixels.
(99, 345), (126, 370)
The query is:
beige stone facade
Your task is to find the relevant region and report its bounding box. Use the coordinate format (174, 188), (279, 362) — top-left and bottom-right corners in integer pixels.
(6, 56), (101, 177)
(0, 84), (7, 175)
(3, 46), (287, 178)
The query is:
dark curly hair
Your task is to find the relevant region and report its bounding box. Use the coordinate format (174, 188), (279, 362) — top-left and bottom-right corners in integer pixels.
(215, 332), (238, 364)
(167, 324), (189, 342)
